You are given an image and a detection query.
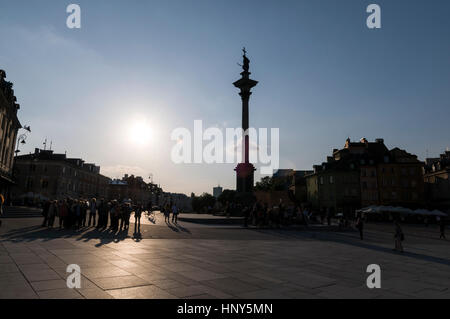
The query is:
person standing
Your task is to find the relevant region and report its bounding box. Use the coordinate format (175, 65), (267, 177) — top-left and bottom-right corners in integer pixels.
(58, 200), (68, 229)
(47, 201), (57, 228)
(0, 192), (4, 227)
(394, 220), (404, 253)
(440, 218), (446, 239)
(96, 199), (106, 229)
(171, 203), (179, 223)
(80, 200), (88, 227)
(355, 213), (364, 240)
(72, 200), (81, 229)
(42, 200), (50, 227)
(124, 202), (132, 230)
(88, 198), (97, 227)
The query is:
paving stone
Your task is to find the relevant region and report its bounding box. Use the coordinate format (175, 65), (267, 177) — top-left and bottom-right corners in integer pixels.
(107, 285), (177, 299)
(91, 275), (150, 290)
(22, 269), (61, 282)
(37, 288), (84, 299)
(178, 270), (228, 281)
(31, 279), (69, 291)
(0, 282), (39, 299)
(77, 287), (114, 299)
(81, 266), (131, 279)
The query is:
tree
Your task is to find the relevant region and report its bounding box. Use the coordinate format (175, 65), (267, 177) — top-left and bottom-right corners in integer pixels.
(191, 193), (216, 213)
(218, 189), (236, 205)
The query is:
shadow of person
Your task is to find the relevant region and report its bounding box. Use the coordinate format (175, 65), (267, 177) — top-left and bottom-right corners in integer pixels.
(175, 224), (191, 234)
(165, 221), (179, 232)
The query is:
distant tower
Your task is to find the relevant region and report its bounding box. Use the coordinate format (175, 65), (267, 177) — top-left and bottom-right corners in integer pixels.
(233, 48), (258, 193)
(213, 185), (223, 198)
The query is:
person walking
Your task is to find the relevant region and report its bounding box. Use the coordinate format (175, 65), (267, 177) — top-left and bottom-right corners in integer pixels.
(439, 218), (446, 239)
(164, 203), (170, 223)
(355, 213), (364, 240)
(171, 203), (179, 223)
(134, 204), (143, 232)
(394, 220), (404, 253)
(88, 198), (97, 227)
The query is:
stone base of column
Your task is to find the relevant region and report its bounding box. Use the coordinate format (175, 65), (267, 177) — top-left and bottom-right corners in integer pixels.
(235, 163), (256, 193)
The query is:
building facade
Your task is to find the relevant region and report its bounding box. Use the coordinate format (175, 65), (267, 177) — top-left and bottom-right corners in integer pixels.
(107, 174), (160, 205)
(0, 70), (22, 201)
(306, 138), (425, 216)
(424, 150), (450, 212)
(12, 148), (110, 203)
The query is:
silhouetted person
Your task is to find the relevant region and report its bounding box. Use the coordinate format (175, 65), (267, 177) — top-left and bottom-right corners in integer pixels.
(134, 204), (143, 232)
(440, 218), (446, 239)
(80, 200), (88, 227)
(88, 198), (97, 227)
(58, 200), (68, 229)
(164, 203), (170, 223)
(171, 204), (179, 223)
(355, 213), (364, 240)
(394, 220), (404, 253)
(243, 205), (249, 227)
(47, 200), (57, 228)
(42, 200), (50, 227)
(0, 192), (3, 227)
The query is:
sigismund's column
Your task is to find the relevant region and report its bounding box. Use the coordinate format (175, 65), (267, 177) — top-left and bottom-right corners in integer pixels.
(233, 48), (258, 193)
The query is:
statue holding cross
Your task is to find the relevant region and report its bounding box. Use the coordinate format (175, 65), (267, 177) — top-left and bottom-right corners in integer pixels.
(242, 47), (250, 72)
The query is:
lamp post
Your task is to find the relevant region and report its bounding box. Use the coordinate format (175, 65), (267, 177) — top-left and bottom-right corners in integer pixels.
(14, 125), (31, 157)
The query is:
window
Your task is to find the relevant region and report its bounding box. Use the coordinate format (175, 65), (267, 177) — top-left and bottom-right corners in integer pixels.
(361, 169), (366, 177)
(320, 177), (324, 185)
(42, 180), (49, 189)
(329, 176), (334, 184)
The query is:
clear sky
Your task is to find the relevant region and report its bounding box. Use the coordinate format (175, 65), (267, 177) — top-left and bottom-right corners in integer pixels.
(1, 0), (450, 195)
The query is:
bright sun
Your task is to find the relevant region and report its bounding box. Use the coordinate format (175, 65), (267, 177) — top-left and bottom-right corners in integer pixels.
(128, 119), (153, 146)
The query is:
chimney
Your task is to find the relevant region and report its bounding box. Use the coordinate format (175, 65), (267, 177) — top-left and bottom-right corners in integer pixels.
(375, 138), (384, 144)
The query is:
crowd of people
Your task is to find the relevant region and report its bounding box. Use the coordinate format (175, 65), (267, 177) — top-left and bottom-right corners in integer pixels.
(232, 200), (318, 228)
(40, 198), (147, 233)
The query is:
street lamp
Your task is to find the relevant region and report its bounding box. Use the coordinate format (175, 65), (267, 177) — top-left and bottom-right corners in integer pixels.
(15, 125), (31, 156)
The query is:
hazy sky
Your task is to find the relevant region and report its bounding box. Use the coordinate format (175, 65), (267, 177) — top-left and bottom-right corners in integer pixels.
(1, 0), (450, 195)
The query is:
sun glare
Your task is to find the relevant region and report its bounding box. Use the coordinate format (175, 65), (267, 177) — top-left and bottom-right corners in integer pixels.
(128, 119), (153, 146)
